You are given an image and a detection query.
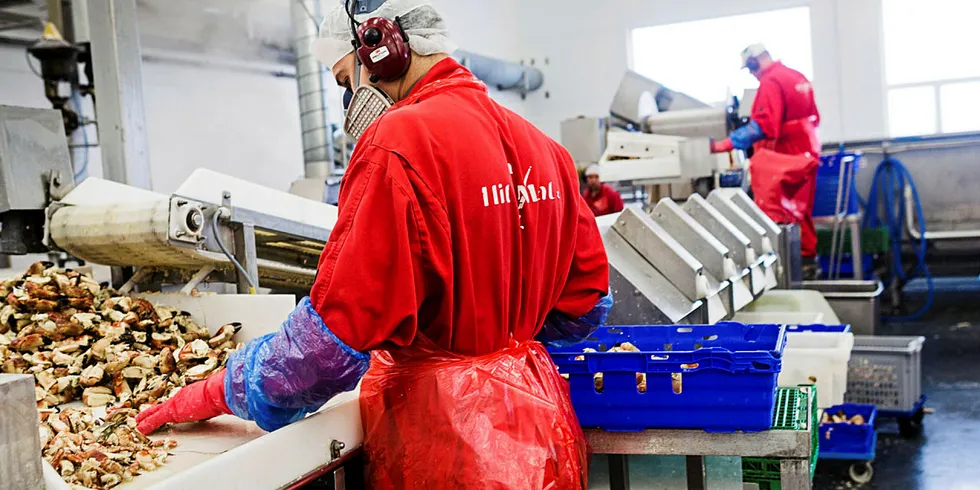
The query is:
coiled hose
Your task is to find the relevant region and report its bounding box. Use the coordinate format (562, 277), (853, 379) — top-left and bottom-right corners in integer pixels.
(862, 156), (934, 321)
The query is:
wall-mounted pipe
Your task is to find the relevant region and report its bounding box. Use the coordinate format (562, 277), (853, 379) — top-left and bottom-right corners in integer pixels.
(453, 50), (543, 96)
(291, 0), (334, 179)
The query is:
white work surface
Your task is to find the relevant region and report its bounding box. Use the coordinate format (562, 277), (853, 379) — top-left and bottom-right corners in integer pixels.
(43, 294), (364, 490)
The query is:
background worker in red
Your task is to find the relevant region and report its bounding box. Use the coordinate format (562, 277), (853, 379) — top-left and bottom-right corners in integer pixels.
(135, 1), (612, 488)
(712, 43), (822, 275)
(583, 164), (625, 216)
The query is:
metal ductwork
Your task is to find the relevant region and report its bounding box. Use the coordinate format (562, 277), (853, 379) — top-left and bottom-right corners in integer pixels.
(454, 50), (543, 96)
(291, 0), (334, 179)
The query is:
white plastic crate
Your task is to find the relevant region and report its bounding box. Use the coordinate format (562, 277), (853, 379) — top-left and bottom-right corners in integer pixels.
(778, 331), (854, 408)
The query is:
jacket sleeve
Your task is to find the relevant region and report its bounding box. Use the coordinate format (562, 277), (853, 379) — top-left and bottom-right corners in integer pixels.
(608, 188), (625, 213)
(223, 146), (427, 432)
(309, 146), (428, 352)
(751, 78), (784, 142)
(537, 194), (610, 345)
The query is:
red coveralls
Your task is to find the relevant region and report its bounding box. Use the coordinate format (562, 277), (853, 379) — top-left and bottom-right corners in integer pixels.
(583, 183), (625, 216)
(748, 61), (822, 257)
(309, 58), (608, 489)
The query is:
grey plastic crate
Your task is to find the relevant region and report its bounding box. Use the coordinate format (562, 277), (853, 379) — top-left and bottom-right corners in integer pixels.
(844, 335), (924, 412)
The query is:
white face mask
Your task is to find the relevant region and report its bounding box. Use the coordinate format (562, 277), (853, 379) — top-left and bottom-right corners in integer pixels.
(343, 60), (394, 142)
(344, 85), (394, 142)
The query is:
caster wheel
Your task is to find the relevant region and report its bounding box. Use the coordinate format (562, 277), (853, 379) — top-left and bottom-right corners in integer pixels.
(899, 409), (925, 438)
(849, 462), (873, 484)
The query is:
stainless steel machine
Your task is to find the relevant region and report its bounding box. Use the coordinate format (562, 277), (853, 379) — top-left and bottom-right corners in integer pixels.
(561, 71), (748, 184)
(601, 187), (783, 326)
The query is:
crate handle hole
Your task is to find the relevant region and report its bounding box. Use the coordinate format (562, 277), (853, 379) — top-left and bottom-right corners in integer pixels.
(671, 373), (682, 394)
(586, 336), (598, 341)
(607, 328), (623, 334)
(651, 354), (668, 360)
(752, 362), (770, 370)
(593, 373), (604, 393)
(702, 334), (718, 341)
(694, 342), (702, 350)
(663, 343), (673, 351)
(636, 373), (647, 393)
(680, 363), (699, 370)
(677, 327), (693, 333)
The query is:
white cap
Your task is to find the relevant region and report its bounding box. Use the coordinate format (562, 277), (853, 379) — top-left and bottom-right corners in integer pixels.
(741, 43), (768, 68)
(310, 0), (457, 70)
(584, 164), (601, 177)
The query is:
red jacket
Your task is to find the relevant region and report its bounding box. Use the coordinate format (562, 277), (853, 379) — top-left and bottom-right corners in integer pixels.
(309, 58), (609, 357)
(751, 61), (821, 156)
(583, 183), (625, 216)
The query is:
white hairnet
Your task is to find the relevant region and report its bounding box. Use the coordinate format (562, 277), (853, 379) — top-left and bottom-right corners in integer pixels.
(584, 164), (601, 177)
(741, 43), (768, 68)
(310, 0), (457, 69)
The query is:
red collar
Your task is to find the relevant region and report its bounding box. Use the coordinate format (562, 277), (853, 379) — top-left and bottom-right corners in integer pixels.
(394, 58), (487, 109)
(757, 61), (783, 79)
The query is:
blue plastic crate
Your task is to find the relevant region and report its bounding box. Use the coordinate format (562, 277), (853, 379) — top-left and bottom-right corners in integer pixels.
(813, 152), (863, 217)
(818, 254), (873, 280)
(785, 324), (852, 334)
(548, 323), (786, 433)
(819, 403), (877, 461)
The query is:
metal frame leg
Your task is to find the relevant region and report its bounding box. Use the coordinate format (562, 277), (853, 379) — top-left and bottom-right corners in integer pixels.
(608, 454), (630, 490)
(233, 222), (259, 294)
(780, 458), (811, 489)
(850, 218), (863, 279)
(685, 455), (706, 490)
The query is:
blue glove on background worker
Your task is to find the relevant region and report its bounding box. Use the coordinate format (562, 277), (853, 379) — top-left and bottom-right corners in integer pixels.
(711, 120), (766, 153)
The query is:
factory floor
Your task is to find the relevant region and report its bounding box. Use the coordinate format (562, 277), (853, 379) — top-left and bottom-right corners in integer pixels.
(813, 292), (980, 490)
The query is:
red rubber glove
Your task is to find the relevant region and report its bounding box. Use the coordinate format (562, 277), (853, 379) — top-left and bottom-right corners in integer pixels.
(710, 138), (735, 153)
(136, 368), (232, 435)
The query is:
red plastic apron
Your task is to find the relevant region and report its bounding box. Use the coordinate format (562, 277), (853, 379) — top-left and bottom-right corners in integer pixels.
(359, 336), (589, 490)
(749, 118), (820, 257)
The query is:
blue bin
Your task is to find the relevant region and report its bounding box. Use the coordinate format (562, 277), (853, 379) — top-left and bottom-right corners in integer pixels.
(547, 323), (786, 433)
(819, 403), (877, 460)
(786, 324), (852, 334)
(818, 254), (873, 280)
(813, 152), (863, 217)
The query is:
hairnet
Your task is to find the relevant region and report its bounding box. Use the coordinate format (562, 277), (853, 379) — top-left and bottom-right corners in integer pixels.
(584, 164), (601, 177)
(741, 43), (768, 68)
(311, 0), (457, 69)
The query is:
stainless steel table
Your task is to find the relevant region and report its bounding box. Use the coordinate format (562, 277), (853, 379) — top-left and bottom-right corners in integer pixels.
(585, 421), (813, 490)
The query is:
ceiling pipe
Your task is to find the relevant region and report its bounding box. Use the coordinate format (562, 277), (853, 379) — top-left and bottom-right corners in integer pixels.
(453, 50), (543, 97)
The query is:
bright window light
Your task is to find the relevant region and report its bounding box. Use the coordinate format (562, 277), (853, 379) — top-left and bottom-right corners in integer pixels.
(883, 0), (980, 85)
(887, 86), (937, 137)
(939, 82), (980, 134)
(630, 8), (813, 107)
(883, 0), (980, 136)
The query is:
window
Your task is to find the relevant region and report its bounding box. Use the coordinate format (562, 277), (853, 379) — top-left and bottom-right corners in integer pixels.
(883, 0), (980, 136)
(630, 8), (813, 107)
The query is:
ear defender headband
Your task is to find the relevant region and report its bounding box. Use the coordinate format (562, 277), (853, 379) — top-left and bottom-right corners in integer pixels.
(346, 0), (412, 83)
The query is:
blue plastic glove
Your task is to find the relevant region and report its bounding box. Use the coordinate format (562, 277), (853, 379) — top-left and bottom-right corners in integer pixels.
(536, 291), (614, 347)
(224, 297), (370, 432)
(729, 120), (766, 151)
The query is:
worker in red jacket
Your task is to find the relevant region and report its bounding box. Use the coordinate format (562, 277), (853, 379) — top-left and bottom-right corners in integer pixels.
(135, 1), (610, 488)
(713, 44), (821, 273)
(582, 164), (625, 216)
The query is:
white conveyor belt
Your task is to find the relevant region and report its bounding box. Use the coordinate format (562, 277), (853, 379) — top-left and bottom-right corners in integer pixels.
(42, 294), (363, 490)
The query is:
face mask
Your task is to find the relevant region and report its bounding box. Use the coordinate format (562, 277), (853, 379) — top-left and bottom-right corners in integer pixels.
(344, 85), (394, 142)
(343, 58), (394, 142)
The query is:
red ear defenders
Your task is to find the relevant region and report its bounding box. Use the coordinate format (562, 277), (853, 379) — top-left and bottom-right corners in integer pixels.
(348, 0), (411, 84)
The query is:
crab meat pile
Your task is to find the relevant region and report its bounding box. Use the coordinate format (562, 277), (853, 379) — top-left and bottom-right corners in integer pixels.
(0, 262), (243, 489)
(39, 407), (176, 489)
